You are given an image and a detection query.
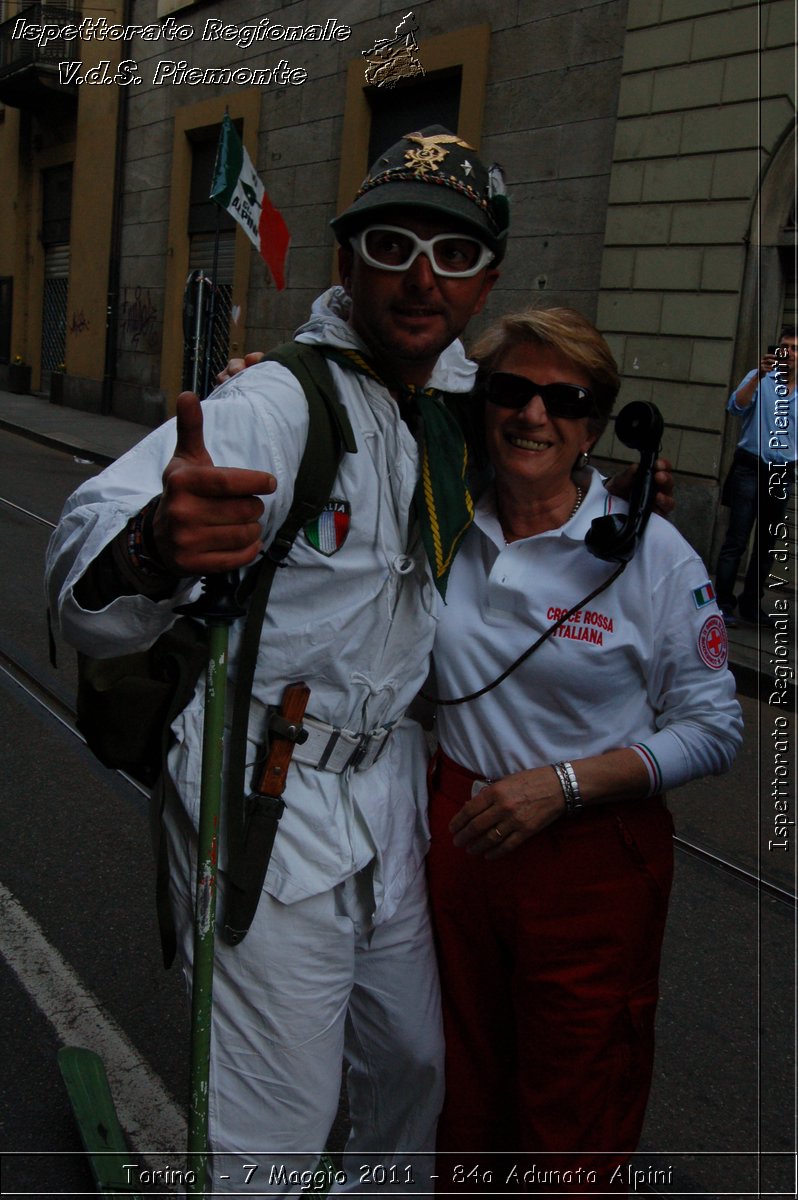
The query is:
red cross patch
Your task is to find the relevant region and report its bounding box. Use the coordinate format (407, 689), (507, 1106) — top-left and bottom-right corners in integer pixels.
(697, 614), (728, 670)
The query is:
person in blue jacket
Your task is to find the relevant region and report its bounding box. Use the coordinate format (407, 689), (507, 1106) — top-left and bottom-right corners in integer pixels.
(715, 326), (797, 626)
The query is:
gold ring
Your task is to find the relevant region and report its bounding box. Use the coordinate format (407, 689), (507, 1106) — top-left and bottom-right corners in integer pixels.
(493, 827), (503, 841)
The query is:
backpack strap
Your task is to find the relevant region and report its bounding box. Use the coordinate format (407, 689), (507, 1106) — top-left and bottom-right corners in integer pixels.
(222, 342), (356, 944)
(260, 342), (357, 563)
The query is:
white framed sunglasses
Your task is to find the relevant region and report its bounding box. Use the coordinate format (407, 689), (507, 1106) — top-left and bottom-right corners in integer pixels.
(351, 224), (495, 278)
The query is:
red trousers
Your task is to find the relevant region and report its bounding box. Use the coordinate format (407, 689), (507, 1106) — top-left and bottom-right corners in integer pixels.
(426, 750), (674, 1195)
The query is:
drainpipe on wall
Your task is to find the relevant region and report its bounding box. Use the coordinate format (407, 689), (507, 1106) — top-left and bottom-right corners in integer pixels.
(100, 0), (132, 416)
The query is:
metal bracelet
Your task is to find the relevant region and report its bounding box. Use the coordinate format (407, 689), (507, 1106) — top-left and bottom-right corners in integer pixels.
(561, 760), (583, 813)
(552, 761), (573, 813)
(553, 760), (582, 818)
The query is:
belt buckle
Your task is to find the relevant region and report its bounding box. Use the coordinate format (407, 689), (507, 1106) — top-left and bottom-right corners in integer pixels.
(350, 727), (391, 772)
(348, 734), (371, 770)
(322, 727), (360, 772)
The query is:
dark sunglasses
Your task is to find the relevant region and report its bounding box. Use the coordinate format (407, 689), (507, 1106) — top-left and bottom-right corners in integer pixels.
(487, 371), (595, 419)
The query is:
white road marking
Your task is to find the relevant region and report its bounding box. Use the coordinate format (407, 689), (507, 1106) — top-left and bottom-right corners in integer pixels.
(0, 880), (186, 1159)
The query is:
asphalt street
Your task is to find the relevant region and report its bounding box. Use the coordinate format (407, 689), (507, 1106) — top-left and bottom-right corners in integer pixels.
(0, 433), (189, 1194)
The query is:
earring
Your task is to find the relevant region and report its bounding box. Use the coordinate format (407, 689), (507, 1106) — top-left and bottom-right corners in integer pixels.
(577, 452), (590, 469)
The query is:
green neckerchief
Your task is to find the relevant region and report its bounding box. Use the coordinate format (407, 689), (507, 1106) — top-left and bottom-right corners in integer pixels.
(321, 346), (474, 599)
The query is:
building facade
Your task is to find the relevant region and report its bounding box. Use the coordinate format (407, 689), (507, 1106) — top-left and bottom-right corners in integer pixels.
(0, 0), (794, 558)
(0, 0), (126, 407)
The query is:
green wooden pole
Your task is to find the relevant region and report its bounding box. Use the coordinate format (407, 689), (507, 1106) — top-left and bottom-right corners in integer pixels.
(187, 618), (229, 1195)
(178, 563), (246, 1197)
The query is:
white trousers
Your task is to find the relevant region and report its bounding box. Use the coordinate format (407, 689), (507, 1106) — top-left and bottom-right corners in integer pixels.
(164, 798), (444, 1197)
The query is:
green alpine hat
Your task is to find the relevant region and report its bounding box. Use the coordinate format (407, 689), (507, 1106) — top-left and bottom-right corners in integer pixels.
(331, 125), (509, 264)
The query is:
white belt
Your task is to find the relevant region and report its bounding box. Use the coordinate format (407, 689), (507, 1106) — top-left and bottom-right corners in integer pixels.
(292, 715), (393, 773)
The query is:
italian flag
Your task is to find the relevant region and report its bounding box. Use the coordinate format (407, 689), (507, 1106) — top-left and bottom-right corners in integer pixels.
(210, 112), (290, 290)
(692, 581), (716, 608)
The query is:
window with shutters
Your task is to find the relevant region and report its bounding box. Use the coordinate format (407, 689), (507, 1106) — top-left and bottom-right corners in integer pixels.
(184, 127), (236, 392)
(40, 163), (72, 383)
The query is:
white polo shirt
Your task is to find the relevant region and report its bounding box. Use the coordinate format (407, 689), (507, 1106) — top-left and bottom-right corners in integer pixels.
(433, 468), (742, 792)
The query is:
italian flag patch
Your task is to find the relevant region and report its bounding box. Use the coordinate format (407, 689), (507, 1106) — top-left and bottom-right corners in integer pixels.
(692, 581), (716, 609)
(304, 500), (351, 556)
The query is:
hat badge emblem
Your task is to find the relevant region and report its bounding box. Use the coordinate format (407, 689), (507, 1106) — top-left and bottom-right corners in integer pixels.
(403, 131), (473, 176)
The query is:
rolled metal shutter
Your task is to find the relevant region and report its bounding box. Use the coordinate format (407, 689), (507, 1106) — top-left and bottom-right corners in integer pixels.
(41, 243), (70, 386)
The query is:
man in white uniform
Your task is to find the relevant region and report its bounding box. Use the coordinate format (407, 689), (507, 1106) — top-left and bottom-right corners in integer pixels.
(46, 127), (505, 1193)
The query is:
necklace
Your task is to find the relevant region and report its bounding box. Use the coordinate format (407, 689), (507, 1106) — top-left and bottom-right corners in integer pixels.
(503, 484), (584, 545)
(567, 484), (584, 520)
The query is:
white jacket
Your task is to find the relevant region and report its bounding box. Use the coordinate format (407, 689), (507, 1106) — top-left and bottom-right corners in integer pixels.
(46, 288), (477, 922)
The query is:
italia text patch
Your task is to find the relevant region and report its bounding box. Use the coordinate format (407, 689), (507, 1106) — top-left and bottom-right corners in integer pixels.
(304, 500), (351, 556)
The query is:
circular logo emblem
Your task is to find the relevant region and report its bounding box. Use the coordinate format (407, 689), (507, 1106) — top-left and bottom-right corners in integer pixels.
(698, 614), (728, 670)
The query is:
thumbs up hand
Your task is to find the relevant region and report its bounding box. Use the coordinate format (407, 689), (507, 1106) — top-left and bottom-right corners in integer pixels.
(151, 392), (277, 575)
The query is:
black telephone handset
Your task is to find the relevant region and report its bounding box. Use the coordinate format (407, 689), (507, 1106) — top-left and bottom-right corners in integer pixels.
(585, 400), (664, 563)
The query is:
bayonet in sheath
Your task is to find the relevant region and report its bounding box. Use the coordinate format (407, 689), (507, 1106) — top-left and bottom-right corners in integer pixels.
(223, 681), (310, 945)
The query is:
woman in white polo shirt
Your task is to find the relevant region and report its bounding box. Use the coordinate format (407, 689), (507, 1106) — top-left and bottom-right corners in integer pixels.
(427, 307), (742, 1192)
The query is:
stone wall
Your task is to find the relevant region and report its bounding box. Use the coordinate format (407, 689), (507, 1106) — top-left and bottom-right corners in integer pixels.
(594, 0), (796, 557)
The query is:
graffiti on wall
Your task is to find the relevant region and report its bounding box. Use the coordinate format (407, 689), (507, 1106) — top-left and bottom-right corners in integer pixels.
(69, 309), (90, 335)
(120, 286), (160, 352)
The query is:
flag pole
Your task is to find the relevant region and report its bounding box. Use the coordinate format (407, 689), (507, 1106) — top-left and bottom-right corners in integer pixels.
(201, 203), (222, 399)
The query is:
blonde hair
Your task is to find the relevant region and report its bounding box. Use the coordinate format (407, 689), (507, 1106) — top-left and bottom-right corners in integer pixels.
(470, 306), (620, 438)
